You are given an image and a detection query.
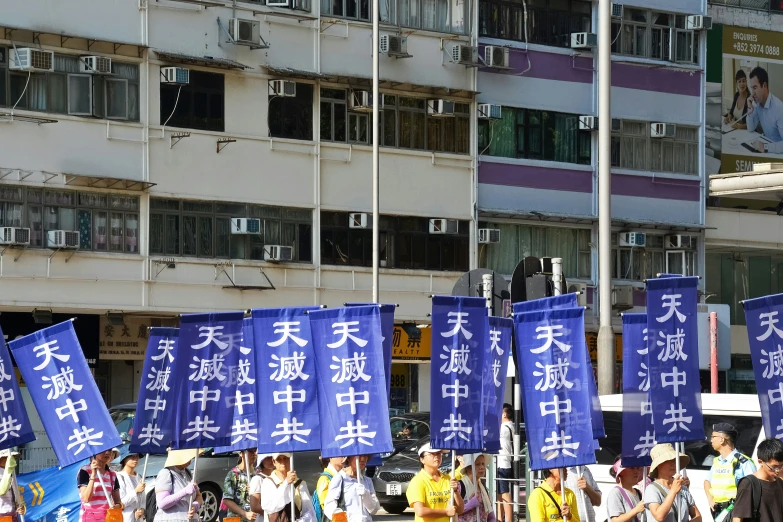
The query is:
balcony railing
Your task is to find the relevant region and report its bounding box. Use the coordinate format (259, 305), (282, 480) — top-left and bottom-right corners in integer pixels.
(709, 0), (783, 11)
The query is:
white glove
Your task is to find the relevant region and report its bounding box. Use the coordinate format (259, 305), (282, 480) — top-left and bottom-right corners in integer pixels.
(356, 484), (366, 496)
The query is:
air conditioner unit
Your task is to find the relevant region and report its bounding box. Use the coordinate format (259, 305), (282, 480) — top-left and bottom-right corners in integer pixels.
(349, 90), (383, 112)
(619, 232), (646, 247)
(428, 99), (455, 117)
(0, 227), (30, 246)
(478, 228), (501, 244)
(380, 35), (409, 57)
(686, 15), (712, 31)
(230, 218), (262, 235)
(611, 3), (623, 19)
(665, 234), (696, 249)
(478, 104), (502, 120)
(611, 118), (622, 132)
(349, 213), (372, 229)
(484, 46), (509, 68)
(451, 45), (478, 66)
(269, 80), (297, 97)
(229, 18), (261, 46)
(567, 282), (588, 307)
(571, 32), (598, 49)
(47, 230), (80, 249)
(429, 219), (458, 235)
(612, 285), (634, 310)
(579, 115), (597, 131)
(80, 56), (112, 74)
(651, 123), (676, 138)
(9, 48), (54, 72)
(265, 245), (294, 262)
(161, 67), (190, 85)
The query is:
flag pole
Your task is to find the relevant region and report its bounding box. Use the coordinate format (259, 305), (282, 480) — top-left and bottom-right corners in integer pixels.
(560, 468), (565, 510)
(96, 469), (116, 509)
(12, 470), (25, 522)
(244, 450), (251, 485)
(189, 451), (200, 517)
(472, 456), (479, 522)
(290, 454), (296, 522)
(449, 453), (456, 513)
(142, 454), (149, 481)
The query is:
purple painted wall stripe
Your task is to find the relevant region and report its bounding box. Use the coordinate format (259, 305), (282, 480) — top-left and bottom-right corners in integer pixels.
(478, 46), (701, 97)
(611, 173), (701, 202)
(478, 162), (593, 193)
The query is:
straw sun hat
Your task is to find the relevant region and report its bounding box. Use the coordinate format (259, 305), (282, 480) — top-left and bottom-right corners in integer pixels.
(164, 448), (203, 468)
(648, 443), (690, 477)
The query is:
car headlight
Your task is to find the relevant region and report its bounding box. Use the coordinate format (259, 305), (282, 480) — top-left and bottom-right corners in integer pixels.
(380, 452), (393, 458)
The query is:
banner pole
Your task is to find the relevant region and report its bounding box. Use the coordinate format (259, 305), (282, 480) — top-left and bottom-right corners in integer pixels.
(12, 470), (24, 522)
(96, 469), (115, 509)
(244, 450), (251, 485)
(472, 456), (479, 522)
(291, 454), (295, 522)
(642, 466), (647, 510)
(559, 468), (565, 510)
(675, 443), (681, 476)
(449, 453), (456, 512)
(142, 454), (149, 481)
(188, 452), (200, 517)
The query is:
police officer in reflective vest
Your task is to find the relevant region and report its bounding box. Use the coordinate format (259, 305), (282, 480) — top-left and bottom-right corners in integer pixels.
(703, 423), (757, 519)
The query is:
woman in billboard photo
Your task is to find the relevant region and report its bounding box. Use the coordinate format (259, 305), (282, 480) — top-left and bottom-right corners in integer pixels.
(724, 69), (750, 129)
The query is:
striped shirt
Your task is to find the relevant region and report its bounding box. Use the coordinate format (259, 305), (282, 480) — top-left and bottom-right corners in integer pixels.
(78, 465), (119, 521)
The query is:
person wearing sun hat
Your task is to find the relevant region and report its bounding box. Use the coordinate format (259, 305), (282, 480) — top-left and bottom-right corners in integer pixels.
(604, 458), (645, 522)
(0, 448), (24, 522)
(78, 448), (123, 522)
(456, 454), (493, 522)
(117, 452), (146, 522)
(155, 449), (204, 522)
(260, 452), (317, 522)
(406, 443), (464, 522)
(643, 444), (700, 522)
(250, 454), (278, 517)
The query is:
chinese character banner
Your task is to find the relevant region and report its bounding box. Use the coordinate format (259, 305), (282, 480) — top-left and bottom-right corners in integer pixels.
(0, 326), (35, 451)
(514, 307), (595, 470)
(621, 314), (654, 467)
(252, 307), (322, 453)
(430, 296), (487, 451)
(309, 306), (393, 458)
(483, 316), (512, 453)
(130, 327), (179, 454)
(345, 303), (395, 396)
(743, 293), (783, 440)
(9, 321), (121, 466)
(172, 312), (245, 450)
(646, 276), (704, 443)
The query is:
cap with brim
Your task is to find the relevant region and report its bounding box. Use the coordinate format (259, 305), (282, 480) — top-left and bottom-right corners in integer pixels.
(417, 443), (447, 457)
(460, 453), (488, 468)
(120, 452), (141, 466)
(164, 449), (203, 468)
(257, 453), (273, 466)
(648, 444), (689, 476)
(272, 452), (292, 460)
(712, 423), (738, 438)
(611, 460), (637, 483)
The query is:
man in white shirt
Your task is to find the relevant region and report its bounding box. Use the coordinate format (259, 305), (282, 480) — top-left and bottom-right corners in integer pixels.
(564, 465), (601, 522)
(746, 66), (783, 153)
(497, 404), (514, 522)
(323, 455), (379, 522)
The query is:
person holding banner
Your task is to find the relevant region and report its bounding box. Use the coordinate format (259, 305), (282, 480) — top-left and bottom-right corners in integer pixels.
(314, 457), (344, 519)
(703, 424), (755, 520)
(260, 453), (316, 522)
(457, 454), (493, 522)
(605, 460), (645, 522)
(78, 448), (124, 522)
(117, 452), (147, 522)
(222, 449), (259, 522)
(565, 466), (601, 522)
(527, 468), (578, 522)
(323, 455), (380, 522)
(0, 449), (24, 522)
(644, 444), (700, 522)
(155, 449), (203, 522)
(250, 454), (278, 517)
(406, 443), (463, 522)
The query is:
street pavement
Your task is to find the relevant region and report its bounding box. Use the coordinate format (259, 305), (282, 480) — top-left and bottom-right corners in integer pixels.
(376, 508), (414, 522)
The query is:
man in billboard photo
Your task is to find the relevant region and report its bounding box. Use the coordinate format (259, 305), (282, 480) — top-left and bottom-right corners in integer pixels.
(747, 66), (783, 153)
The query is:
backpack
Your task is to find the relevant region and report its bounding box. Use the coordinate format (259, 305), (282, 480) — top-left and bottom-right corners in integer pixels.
(148, 468), (193, 522)
(312, 471), (334, 522)
(738, 475), (762, 522)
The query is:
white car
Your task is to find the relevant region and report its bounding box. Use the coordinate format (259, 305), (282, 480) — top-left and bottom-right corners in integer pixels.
(588, 393), (765, 522)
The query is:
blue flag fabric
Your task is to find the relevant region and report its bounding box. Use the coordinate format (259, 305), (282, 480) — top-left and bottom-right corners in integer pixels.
(621, 314), (654, 467)
(253, 307), (322, 453)
(309, 306), (393, 458)
(646, 277), (704, 443)
(18, 459), (86, 522)
(743, 293), (783, 440)
(216, 318), (259, 453)
(512, 294), (579, 314)
(344, 303), (395, 396)
(9, 321), (121, 466)
(172, 312), (245, 450)
(0, 326), (35, 451)
(483, 316), (512, 453)
(130, 327), (179, 454)
(514, 307), (595, 470)
(430, 296), (487, 451)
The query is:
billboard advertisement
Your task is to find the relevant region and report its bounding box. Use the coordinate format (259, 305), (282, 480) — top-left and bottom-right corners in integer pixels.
(707, 24), (783, 174)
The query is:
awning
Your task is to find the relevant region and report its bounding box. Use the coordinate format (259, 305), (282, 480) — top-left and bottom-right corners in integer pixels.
(1, 23), (146, 57)
(155, 50), (251, 70)
(479, 210), (708, 232)
(0, 112), (58, 124)
(710, 163), (783, 201)
(261, 65), (327, 81)
(63, 174), (156, 191)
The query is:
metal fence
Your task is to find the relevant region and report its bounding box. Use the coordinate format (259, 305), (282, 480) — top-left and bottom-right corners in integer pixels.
(18, 446), (58, 473)
(709, 0), (779, 10)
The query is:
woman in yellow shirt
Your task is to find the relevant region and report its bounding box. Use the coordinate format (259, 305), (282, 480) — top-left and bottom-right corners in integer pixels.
(527, 468), (579, 522)
(406, 443), (465, 522)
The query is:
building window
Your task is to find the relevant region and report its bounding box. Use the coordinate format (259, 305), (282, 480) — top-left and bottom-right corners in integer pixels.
(377, 0), (467, 34)
(478, 106), (591, 165)
(479, 0), (591, 47)
(160, 70), (224, 132)
(321, 212), (469, 271)
(322, 0), (369, 20)
(150, 198), (312, 263)
(479, 222), (592, 279)
(0, 51), (139, 121)
(0, 186), (139, 252)
(269, 82), (313, 140)
(611, 10), (699, 64)
(611, 233), (696, 281)
(611, 120), (698, 175)
(240, 0), (311, 10)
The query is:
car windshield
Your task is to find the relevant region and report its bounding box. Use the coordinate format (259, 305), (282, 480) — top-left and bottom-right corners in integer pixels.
(111, 409), (135, 437)
(390, 417), (429, 440)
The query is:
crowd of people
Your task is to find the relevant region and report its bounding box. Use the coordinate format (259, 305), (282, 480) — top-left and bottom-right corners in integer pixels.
(66, 421), (783, 522)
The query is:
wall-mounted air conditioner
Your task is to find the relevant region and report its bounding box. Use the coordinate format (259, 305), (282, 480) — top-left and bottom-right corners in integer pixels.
(686, 15), (712, 31)
(349, 213), (372, 229)
(619, 232), (646, 248)
(265, 245), (294, 262)
(571, 32), (598, 49)
(611, 3), (623, 19)
(478, 104), (501, 120)
(80, 56), (112, 74)
(612, 285), (634, 310)
(428, 99), (455, 117)
(380, 35), (409, 57)
(229, 18), (262, 46)
(665, 235), (696, 249)
(451, 45), (478, 66)
(568, 282), (588, 307)
(161, 67), (190, 85)
(0, 227), (30, 246)
(651, 123), (676, 138)
(429, 219), (458, 235)
(269, 80), (297, 97)
(9, 48), (54, 72)
(478, 229), (500, 244)
(47, 230), (80, 249)
(484, 46), (509, 68)
(349, 90), (382, 112)
(231, 218), (262, 235)
(579, 116), (597, 131)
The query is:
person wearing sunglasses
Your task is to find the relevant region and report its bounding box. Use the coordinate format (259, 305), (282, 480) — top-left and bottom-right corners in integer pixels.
(704, 423), (756, 520)
(731, 438), (783, 522)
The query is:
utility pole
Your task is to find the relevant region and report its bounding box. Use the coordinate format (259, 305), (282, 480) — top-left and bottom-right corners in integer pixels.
(597, 0), (615, 395)
(371, 0), (380, 304)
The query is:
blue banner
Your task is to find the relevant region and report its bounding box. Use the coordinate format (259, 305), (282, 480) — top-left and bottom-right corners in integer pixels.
(512, 294), (579, 314)
(130, 327), (179, 454)
(430, 296), (487, 451)
(646, 277), (704, 443)
(253, 307), (321, 453)
(216, 318), (259, 453)
(345, 303), (395, 396)
(9, 321), (121, 466)
(514, 308), (595, 470)
(0, 326), (35, 451)
(621, 314), (655, 467)
(172, 312), (244, 450)
(18, 459), (86, 522)
(483, 316), (512, 453)
(743, 293), (783, 440)
(309, 306), (393, 457)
